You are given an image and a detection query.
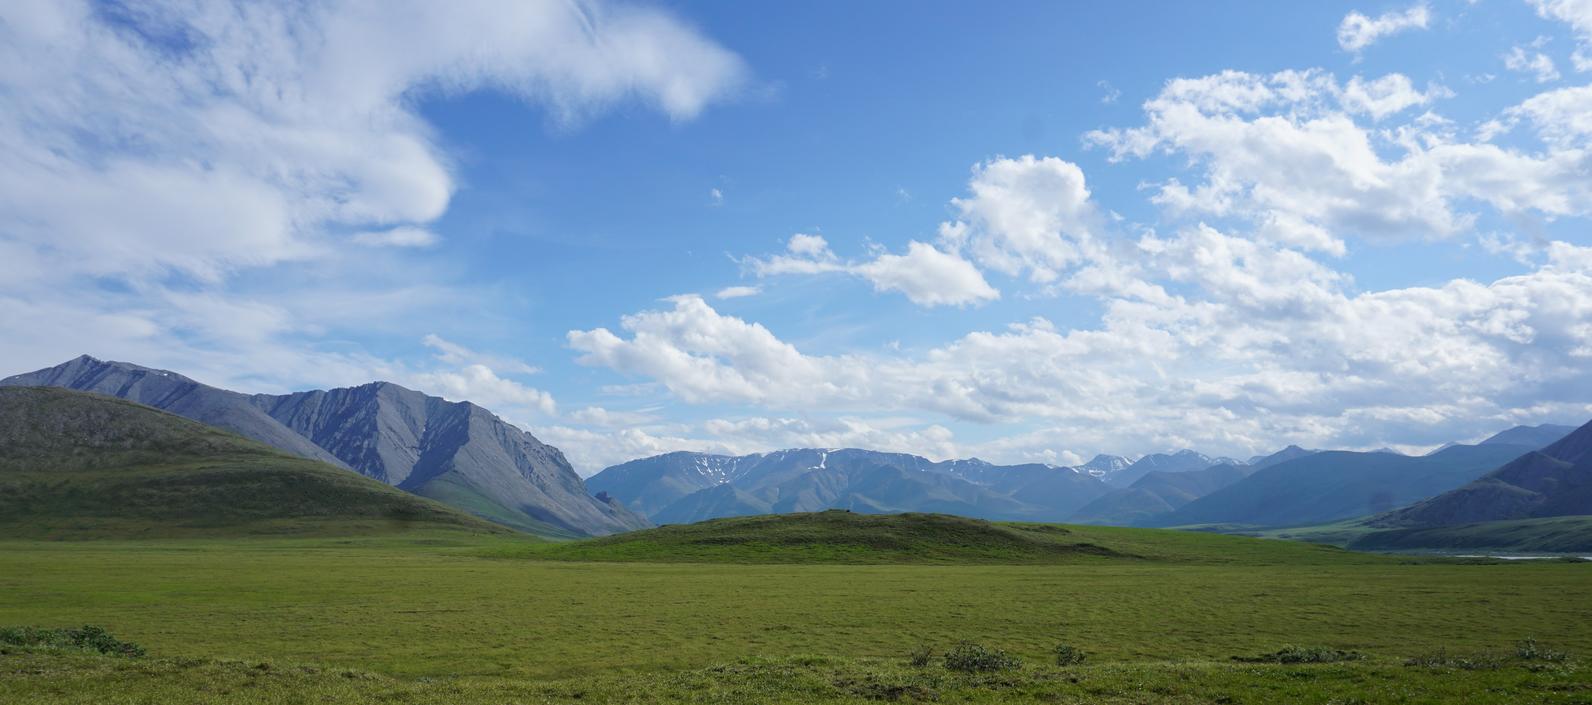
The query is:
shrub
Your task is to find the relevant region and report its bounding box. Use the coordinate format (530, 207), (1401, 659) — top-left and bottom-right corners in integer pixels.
(1403, 648), (1503, 671)
(1233, 645), (1363, 664)
(943, 641), (1021, 672)
(1053, 643), (1087, 666)
(0, 625), (144, 657)
(908, 644), (935, 667)
(1515, 637), (1569, 662)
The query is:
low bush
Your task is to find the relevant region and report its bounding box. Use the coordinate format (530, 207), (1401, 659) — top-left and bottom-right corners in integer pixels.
(1403, 648), (1504, 671)
(0, 625), (144, 657)
(1053, 643), (1086, 666)
(943, 641), (1021, 673)
(1515, 637), (1569, 662)
(1233, 645), (1363, 664)
(907, 644), (934, 668)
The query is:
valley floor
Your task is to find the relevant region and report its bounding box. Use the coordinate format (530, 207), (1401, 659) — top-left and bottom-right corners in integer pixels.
(2, 534), (1590, 703)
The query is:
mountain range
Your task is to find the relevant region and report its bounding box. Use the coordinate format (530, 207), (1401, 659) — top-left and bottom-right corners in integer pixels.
(1372, 419), (1592, 529)
(5, 355), (1586, 546)
(2, 356), (646, 537)
(592, 448), (1089, 525)
(0, 386), (500, 537)
(590, 445), (1308, 526)
(1142, 444), (1538, 529)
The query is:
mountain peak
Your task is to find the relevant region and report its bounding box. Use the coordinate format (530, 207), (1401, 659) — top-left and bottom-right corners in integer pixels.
(2, 357), (644, 537)
(1480, 423), (1578, 450)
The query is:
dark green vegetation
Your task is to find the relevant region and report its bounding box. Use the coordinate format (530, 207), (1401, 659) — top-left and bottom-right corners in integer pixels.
(0, 626), (143, 657)
(1232, 645), (1363, 664)
(0, 387), (504, 538)
(512, 509), (1371, 564)
(1, 531), (1590, 703)
(1264, 515), (1592, 553)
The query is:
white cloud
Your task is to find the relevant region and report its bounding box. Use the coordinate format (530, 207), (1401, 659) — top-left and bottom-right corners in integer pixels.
(1502, 83), (1592, 147)
(750, 234), (999, 307)
(352, 227), (441, 248)
(1339, 74), (1446, 120)
(1504, 46), (1561, 83)
(1338, 3), (1431, 54)
(421, 334), (539, 375)
(0, 0), (744, 396)
(570, 236), (1592, 460)
(0, 0), (745, 283)
(853, 242), (1001, 307)
(409, 363), (557, 416)
(566, 406), (661, 428)
(701, 417), (960, 461)
(1086, 69), (1592, 253)
(538, 414), (967, 476)
(937, 155), (1101, 283)
(1530, 0), (1592, 70)
(709, 187), (725, 206)
(1098, 80), (1122, 104)
(715, 285), (762, 299)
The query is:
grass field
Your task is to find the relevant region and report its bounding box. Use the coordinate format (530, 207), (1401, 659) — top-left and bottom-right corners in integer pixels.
(1237, 516), (1592, 554)
(2, 522), (1590, 703)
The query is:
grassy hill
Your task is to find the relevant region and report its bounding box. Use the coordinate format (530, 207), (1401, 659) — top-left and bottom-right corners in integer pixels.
(514, 509), (1376, 564)
(0, 386), (507, 538)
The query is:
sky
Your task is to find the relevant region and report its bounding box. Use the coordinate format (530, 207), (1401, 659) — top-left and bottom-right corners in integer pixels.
(4, 0), (1592, 474)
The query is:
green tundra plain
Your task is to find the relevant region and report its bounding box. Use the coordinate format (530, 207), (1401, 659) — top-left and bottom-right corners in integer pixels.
(3, 514), (1591, 704)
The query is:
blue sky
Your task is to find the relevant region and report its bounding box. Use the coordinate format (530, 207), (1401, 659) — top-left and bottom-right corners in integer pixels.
(4, 0), (1592, 473)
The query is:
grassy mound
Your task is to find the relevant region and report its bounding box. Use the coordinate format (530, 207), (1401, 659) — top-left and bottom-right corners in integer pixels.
(0, 387), (506, 539)
(528, 510), (1127, 563)
(516, 509), (1374, 564)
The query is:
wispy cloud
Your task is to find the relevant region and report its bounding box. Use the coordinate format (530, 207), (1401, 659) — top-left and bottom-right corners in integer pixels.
(1338, 3), (1430, 55)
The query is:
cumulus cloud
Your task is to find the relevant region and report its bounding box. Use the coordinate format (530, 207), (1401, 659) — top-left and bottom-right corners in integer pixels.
(937, 155), (1101, 283)
(0, 0), (744, 392)
(571, 235), (1592, 460)
(750, 234), (999, 307)
(1504, 46), (1561, 83)
(1086, 69), (1592, 254)
(1338, 3), (1431, 54)
(1501, 83), (1592, 147)
(409, 363), (557, 416)
(1531, 0), (1592, 71)
(1339, 74), (1447, 120)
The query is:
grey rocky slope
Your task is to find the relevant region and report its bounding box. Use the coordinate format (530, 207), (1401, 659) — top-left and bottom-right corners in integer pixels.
(1075, 453), (1134, 478)
(0, 386), (503, 537)
(1103, 449), (1240, 488)
(3, 355), (645, 537)
(588, 448), (1111, 525)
